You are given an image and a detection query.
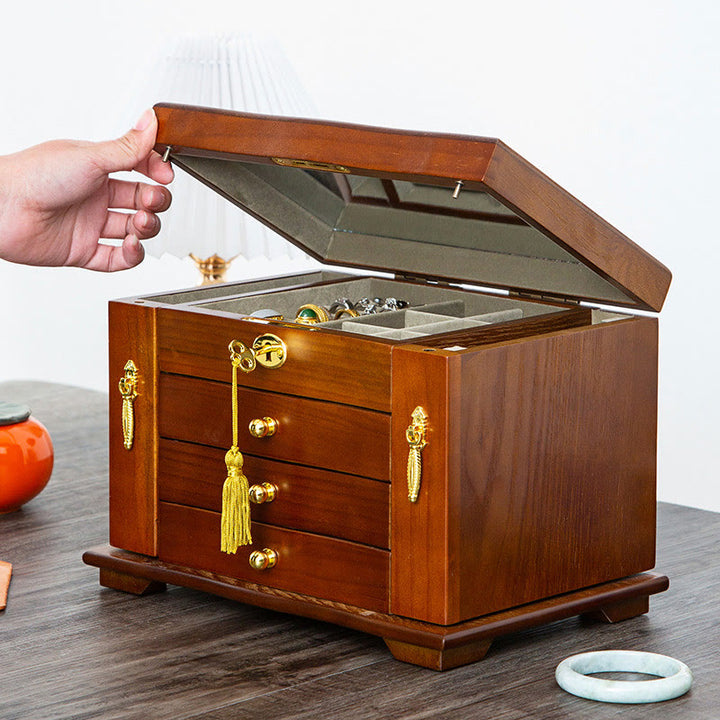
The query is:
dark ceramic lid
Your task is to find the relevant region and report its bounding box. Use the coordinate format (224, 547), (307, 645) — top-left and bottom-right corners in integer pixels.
(0, 401), (31, 426)
(153, 103), (671, 312)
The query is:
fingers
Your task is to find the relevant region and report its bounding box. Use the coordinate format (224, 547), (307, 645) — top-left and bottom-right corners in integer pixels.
(101, 209), (162, 241)
(91, 110), (157, 175)
(108, 179), (172, 213)
(91, 109), (173, 185)
(117, 235), (145, 270)
(135, 148), (175, 185)
(80, 235), (145, 273)
(104, 179), (171, 246)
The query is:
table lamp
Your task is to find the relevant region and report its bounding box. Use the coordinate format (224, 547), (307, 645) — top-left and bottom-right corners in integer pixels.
(134, 33), (316, 283)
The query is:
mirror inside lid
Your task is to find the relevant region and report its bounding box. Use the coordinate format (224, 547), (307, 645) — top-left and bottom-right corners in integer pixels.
(154, 103), (671, 312)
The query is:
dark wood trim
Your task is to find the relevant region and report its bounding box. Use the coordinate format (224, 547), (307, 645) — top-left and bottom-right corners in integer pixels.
(83, 545), (667, 670)
(416, 306), (592, 349)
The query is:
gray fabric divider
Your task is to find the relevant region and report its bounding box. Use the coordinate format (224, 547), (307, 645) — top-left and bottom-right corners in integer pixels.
(340, 322), (392, 337)
(340, 315), (486, 339)
(467, 308), (523, 323)
(376, 329), (426, 340)
(408, 318), (487, 334)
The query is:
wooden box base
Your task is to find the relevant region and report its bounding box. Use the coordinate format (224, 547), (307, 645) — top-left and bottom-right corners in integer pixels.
(83, 545), (668, 671)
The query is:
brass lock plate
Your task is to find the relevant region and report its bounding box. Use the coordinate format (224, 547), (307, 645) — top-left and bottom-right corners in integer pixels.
(252, 334), (287, 369)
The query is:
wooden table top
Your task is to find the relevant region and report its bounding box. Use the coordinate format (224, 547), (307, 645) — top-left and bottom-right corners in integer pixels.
(0, 380), (717, 719)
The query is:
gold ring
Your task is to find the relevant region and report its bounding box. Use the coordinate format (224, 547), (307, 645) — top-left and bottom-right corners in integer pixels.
(295, 303), (330, 324)
(334, 307), (360, 319)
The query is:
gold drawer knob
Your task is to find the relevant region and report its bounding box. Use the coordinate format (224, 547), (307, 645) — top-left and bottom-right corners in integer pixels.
(249, 482), (278, 504)
(249, 417), (278, 438)
(248, 548), (278, 571)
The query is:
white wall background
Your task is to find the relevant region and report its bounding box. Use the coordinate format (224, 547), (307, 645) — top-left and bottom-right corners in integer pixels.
(0, 1), (718, 511)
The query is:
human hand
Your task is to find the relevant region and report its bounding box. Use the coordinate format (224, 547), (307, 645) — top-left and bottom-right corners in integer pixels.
(0, 109), (173, 271)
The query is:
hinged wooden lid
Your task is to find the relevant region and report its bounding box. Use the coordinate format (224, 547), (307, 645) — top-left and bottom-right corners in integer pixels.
(154, 103), (671, 311)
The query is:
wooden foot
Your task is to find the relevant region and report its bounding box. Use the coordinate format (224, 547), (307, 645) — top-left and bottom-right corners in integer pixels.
(99, 568), (167, 596)
(384, 637), (492, 671)
(84, 546), (669, 670)
(582, 595), (649, 624)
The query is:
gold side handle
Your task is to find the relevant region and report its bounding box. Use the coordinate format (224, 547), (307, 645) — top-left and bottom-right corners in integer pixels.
(249, 417), (278, 438)
(249, 548), (278, 571)
(249, 482), (278, 504)
(118, 360), (139, 450)
(406, 406), (429, 503)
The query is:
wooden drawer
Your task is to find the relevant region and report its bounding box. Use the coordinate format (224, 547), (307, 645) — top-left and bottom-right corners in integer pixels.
(158, 439), (390, 548)
(158, 374), (390, 481)
(158, 502), (389, 612)
(157, 307), (393, 412)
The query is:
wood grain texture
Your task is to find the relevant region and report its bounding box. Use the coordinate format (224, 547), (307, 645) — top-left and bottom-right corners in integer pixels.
(390, 348), (455, 624)
(157, 373), (391, 481)
(108, 300), (159, 555)
(581, 595), (650, 624)
(384, 638), (492, 671)
(157, 502), (390, 612)
(1, 382), (715, 719)
(84, 544), (666, 651)
(157, 306), (393, 412)
(158, 438), (389, 548)
(391, 316), (658, 625)
(99, 567), (166, 596)
(451, 316), (658, 621)
(153, 104), (671, 312)
(154, 103), (498, 186)
(484, 143), (671, 311)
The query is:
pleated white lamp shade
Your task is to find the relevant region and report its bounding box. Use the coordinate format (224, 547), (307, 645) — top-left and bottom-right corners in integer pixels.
(134, 33), (317, 262)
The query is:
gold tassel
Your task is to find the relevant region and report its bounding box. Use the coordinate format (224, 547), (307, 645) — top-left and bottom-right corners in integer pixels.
(220, 341), (256, 554)
(221, 447), (251, 553)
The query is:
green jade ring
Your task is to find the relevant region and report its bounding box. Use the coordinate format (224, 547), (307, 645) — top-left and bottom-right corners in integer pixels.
(295, 304), (330, 325)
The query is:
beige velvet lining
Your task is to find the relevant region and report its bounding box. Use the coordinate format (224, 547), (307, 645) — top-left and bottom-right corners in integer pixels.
(190, 276), (562, 338)
(172, 154), (635, 308)
(145, 272), (628, 341)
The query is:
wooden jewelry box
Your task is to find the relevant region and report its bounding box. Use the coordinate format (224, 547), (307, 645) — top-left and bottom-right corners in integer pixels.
(84, 104), (672, 670)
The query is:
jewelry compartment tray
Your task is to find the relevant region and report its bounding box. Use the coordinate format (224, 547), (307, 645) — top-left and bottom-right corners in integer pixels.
(148, 271), (610, 348)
